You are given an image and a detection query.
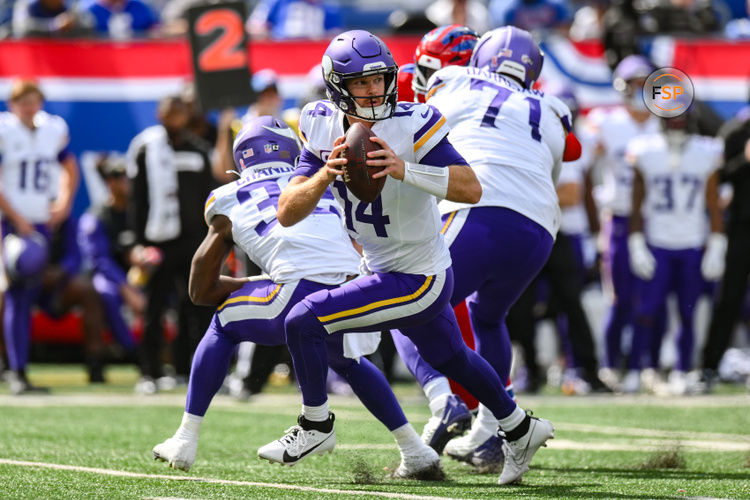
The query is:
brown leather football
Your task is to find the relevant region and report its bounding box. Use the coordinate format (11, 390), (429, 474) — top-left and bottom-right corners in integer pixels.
(342, 122), (386, 203)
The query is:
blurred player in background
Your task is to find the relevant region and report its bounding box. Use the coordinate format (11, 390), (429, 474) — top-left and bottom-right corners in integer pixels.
(261, 29), (553, 486)
(127, 94), (215, 394)
(0, 79), (79, 394)
(581, 55), (662, 392)
(699, 104), (750, 391)
(627, 113), (724, 394)
(78, 154), (145, 363)
(153, 117), (440, 478)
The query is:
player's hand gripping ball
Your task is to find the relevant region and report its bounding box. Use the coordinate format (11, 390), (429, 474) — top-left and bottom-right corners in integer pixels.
(342, 122), (386, 203)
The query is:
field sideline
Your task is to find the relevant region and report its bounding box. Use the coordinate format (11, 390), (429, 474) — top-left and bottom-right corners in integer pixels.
(1, 365), (749, 499)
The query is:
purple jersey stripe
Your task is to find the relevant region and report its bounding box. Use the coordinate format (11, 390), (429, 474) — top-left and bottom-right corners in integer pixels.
(413, 106), (443, 144)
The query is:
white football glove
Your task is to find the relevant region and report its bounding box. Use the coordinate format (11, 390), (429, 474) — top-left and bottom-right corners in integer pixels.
(628, 232), (655, 280)
(701, 233), (727, 281)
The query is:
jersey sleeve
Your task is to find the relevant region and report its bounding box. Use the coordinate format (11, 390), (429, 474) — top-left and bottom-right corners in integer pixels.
(203, 186), (235, 225)
(411, 103), (451, 163)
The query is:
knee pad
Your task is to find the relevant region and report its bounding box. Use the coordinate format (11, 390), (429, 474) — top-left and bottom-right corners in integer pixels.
(3, 232), (48, 281)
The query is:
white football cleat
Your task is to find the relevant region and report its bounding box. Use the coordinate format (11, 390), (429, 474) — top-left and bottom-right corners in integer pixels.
(498, 416), (554, 485)
(153, 436), (198, 472)
(621, 370), (641, 393)
(258, 413), (335, 466)
(390, 445), (445, 481)
(667, 370), (688, 395)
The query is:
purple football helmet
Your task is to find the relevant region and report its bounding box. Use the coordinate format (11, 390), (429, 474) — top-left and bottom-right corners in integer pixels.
(2, 232), (48, 282)
(470, 26), (544, 89)
(321, 30), (398, 121)
(232, 116), (301, 174)
(612, 55), (654, 92)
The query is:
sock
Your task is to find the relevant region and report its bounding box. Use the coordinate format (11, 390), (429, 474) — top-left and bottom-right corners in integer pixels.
(428, 394), (450, 418)
(302, 403), (329, 422)
(423, 377), (451, 416)
(391, 423), (425, 456)
(498, 406), (527, 438)
(175, 412), (203, 441)
(468, 404), (499, 443)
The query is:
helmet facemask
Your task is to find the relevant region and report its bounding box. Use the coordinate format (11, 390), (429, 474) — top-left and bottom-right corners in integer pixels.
(324, 59), (398, 122)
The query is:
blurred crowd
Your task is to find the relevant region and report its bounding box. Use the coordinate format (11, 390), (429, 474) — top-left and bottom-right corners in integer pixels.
(1, 0), (750, 44)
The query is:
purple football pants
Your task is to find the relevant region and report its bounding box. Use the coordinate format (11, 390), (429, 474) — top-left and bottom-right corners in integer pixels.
(602, 216), (667, 369)
(631, 246), (704, 372)
(185, 278), (407, 432)
(1, 221), (50, 371)
(92, 273), (137, 352)
(286, 267), (520, 421)
(392, 207), (554, 390)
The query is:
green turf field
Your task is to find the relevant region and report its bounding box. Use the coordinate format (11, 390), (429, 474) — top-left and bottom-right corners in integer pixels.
(1, 365), (749, 499)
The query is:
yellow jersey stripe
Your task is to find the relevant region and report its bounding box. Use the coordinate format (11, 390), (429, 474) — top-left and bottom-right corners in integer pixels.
(425, 83), (446, 102)
(205, 195), (216, 210)
(440, 211), (456, 235)
(317, 275), (435, 323)
(413, 116), (446, 153)
(218, 284), (282, 312)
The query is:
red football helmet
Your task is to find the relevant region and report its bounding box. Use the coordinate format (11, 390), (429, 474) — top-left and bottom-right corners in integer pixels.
(413, 24), (479, 102)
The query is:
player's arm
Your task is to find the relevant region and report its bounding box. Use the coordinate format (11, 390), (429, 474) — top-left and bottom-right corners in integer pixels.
(557, 181), (581, 208)
(49, 153), (80, 229)
(369, 136), (481, 203)
(701, 169), (728, 281)
(0, 175), (34, 235)
(189, 214), (247, 306)
(277, 137), (346, 227)
(706, 170), (723, 234)
(629, 166), (645, 233)
(583, 168), (600, 234)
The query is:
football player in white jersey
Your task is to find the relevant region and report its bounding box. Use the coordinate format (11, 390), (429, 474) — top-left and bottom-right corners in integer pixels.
(627, 113), (725, 394)
(258, 30), (553, 486)
(581, 55), (663, 392)
(0, 80), (79, 394)
(398, 26), (573, 465)
(152, 116), (441, 478)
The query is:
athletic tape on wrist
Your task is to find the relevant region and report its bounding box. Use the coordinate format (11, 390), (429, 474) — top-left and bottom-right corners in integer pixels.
(402, 161), (449, 198)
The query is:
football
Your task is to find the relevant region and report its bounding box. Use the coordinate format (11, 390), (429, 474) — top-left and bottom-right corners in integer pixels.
(342, 122), (386, 203)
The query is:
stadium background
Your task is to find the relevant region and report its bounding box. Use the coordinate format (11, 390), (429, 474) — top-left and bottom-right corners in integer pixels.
(1, 35), (749, 219)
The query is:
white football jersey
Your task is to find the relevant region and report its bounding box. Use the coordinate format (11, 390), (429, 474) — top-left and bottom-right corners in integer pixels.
(0, 111), (69, 223)
(557, 158), (589, 236)
(204, 166), (360, 284)
(627, 134), (723, 250)
(298, 100), (452, 276)
(426, 66), (570, 238)
(582, 106), (660, 217)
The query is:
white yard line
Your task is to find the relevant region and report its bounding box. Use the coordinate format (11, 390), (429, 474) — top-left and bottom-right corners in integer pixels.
(555, 422), (750, 443)
(547, 439), (749, 452)
(0, 458), (475, 500)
